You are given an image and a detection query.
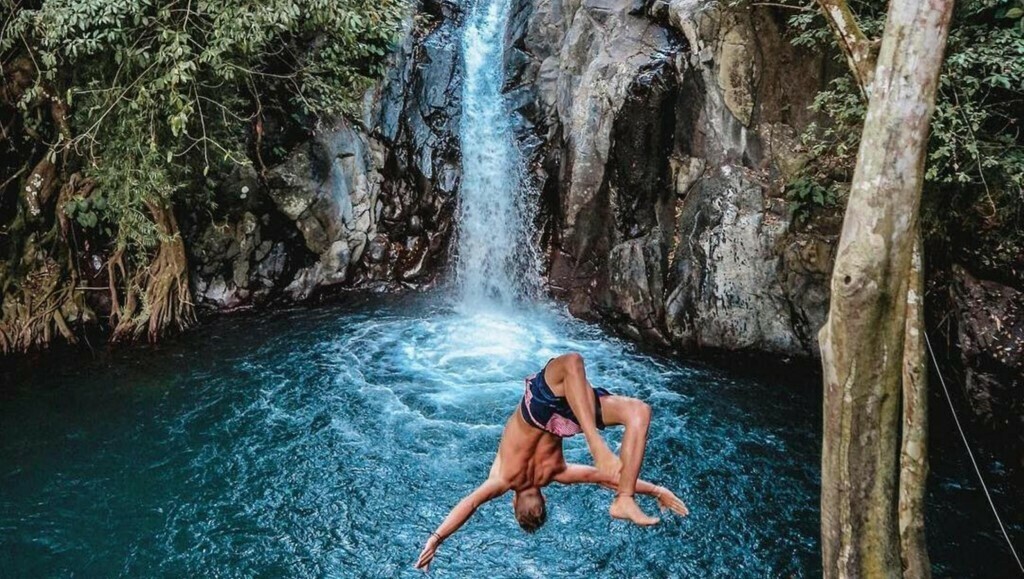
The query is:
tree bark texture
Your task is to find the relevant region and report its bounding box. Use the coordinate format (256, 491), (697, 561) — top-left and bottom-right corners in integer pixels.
(109, 199), (195, 342)
(818, 1), (954, 577)
(898, 237), (930, 579)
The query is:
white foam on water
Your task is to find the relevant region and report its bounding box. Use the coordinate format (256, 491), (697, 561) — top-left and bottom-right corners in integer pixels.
(391, 305), (566, 392)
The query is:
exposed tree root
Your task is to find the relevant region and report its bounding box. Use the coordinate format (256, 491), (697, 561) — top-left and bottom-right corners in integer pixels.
(0, 248), (80, 353)
(108, 199), (195, 342)
(0, 237), (91, 354)
(0, 175), (94, 354)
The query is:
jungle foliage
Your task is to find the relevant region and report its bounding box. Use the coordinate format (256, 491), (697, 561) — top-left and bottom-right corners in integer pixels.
(0, 0), (407, 351)
(785, 0), (1024, 280)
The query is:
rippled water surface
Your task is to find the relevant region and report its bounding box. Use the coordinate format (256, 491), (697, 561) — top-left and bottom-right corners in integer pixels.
(1, 294), (1021, 577)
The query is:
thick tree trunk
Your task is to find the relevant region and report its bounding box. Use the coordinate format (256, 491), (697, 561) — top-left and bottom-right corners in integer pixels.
(142, 199), (195, 341)
(818, 1), (953, 577)
(0, 175), (93, 354)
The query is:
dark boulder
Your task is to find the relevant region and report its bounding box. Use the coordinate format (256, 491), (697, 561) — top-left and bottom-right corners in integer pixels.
(953, 266), (1024, 468)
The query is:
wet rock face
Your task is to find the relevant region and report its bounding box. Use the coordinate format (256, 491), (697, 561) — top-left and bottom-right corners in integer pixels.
(189, 166), (299, 310)
(512, 0), (834, 355)
(608, 234), (668, 344)
(666, 173), (802, 353)
(191, 117), (386, 307)
(953, 267), (1024, 468)
(369, 0), (463, 286)
(266, 120), (381, 299)
(190, 5), (463, 309)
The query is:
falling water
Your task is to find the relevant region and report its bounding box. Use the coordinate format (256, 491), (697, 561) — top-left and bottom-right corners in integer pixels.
(456, 0), (538, 306)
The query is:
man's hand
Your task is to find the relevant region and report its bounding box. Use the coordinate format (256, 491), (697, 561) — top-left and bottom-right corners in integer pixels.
(593, 445), (622, 480)
(413, 478), (508, 572)
(415, 534), (441, 572)
(654, 486), (689, 517)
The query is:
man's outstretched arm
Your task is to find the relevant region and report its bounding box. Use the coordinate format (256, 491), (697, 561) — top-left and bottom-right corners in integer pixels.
(546, 353), (620, 478)
(415, 478), (508, 571)
(553, 464), (689, 516)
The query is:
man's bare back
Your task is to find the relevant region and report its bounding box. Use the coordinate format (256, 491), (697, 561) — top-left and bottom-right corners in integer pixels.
(415, 353), (688, 571)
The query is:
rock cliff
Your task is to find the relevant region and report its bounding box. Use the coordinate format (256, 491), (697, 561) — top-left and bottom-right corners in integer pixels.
(188, 0), (839, 358)
(188, 1), (465, 309)
(503, 0), (1021, 467)
(952, 266), (1024, 468)
(508, 0), (836, 356)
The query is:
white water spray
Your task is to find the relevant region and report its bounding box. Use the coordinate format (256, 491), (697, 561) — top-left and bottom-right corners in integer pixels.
(456, 0), (538, 307)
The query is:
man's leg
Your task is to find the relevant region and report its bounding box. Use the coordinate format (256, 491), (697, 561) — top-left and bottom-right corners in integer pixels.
(544, 353), (620, 477)
(598, 395), (659, 526)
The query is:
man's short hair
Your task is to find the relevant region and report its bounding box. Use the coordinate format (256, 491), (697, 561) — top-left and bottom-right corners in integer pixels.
(514, 492), (547, 533)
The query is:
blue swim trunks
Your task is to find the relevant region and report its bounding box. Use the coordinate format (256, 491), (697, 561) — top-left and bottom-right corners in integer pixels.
(519, 360), (611, 438)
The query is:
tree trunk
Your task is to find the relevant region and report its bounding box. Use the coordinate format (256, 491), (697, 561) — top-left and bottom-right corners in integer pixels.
(142, 199), (195, 342)
(818, 1), (954, 577)
(899, 237), (929, 578)
(0, 176), (92, 354)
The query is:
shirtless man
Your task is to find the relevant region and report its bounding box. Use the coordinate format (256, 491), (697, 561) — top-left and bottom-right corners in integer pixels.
(415, 352), (688, 571)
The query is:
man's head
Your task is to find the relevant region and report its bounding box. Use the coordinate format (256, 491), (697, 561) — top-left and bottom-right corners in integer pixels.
(512, 488), (547, 533)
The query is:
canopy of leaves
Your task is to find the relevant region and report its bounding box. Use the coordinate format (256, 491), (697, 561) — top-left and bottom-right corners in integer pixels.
(788, 0), (1024, 280)
(2, 0), (407, 259)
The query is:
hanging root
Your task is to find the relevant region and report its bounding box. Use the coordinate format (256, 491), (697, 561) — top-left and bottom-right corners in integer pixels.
(0, 253), (82, 354)
(1, 79), (195, 351)
(109, 199), (195, 342)
(0, 177), (93, 354)
(0, 240), (91, 354)
(142, 199), (195, 341)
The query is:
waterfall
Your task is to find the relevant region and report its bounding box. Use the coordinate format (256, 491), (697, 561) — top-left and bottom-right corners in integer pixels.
(456, 0), (538, 307)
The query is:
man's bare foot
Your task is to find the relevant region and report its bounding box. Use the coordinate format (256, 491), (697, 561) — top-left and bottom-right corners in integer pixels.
(609, 495), (660, 526)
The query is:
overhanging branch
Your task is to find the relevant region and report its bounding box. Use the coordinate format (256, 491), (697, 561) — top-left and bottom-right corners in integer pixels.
(815, 0), (878, 98)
